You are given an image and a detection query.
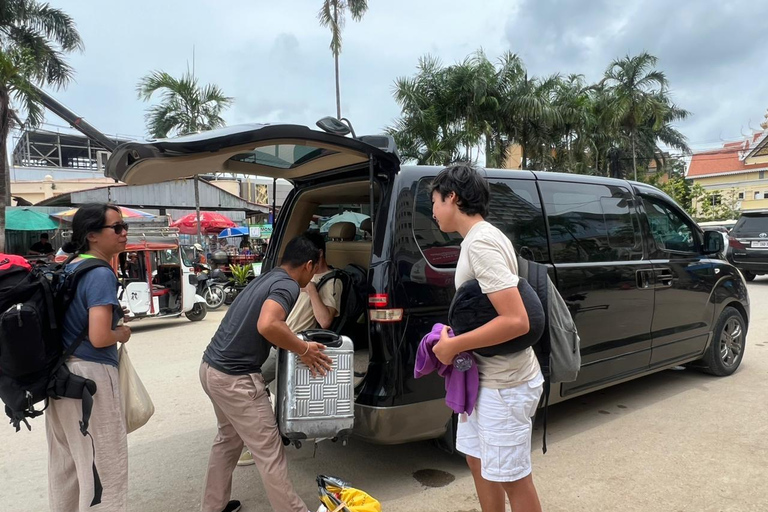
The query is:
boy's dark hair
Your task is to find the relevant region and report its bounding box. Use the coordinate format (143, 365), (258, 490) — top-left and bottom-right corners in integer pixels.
(430, 163), (490, 218)
(40, 233), (49, 240)
(303, 230), (326, 256)
(61, 203), (122, 254)
(281, 235), (321, 268)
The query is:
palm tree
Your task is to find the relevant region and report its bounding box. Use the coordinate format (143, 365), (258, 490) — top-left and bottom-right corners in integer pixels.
(602, 52), (669, 181)
(136, 70), (233, 139)
(388, 56), (462, 165)
(500, 73), (561, 169)
(318, 0), (368, 119)
(0, 0), (82, 252)
(137, 70), (233, 243)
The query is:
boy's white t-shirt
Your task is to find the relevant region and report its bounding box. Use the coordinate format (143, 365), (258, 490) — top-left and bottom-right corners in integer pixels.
(454, 220), (541, 389)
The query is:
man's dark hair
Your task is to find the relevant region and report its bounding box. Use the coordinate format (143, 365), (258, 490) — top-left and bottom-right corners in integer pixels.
(40, 233), (49, 240)
(281, 235), (321, 268)
(303, 230), (326, 256)
(430, 163), (490, 218)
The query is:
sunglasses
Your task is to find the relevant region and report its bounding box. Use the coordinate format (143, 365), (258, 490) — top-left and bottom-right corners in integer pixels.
(102, 222), (129, 235)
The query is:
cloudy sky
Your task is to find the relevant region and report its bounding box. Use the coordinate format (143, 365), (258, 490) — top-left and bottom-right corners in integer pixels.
(36, 0), (768, 154)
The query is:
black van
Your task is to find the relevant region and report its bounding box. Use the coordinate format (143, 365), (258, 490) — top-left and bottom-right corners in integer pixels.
(107, 124), (750, 445)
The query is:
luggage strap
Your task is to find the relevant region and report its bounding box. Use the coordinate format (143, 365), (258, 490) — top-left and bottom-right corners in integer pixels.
(46, 326), (103, 506)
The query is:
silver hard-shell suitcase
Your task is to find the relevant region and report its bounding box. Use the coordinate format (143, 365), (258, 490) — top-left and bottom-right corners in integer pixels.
(276, 329), (354, 447)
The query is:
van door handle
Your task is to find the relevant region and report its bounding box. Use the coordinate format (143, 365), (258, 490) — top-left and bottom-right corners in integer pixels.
(654, 269), (674, 287)
(636, 269), (652, 289)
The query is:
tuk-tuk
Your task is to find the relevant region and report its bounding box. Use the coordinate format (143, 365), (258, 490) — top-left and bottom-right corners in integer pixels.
(116, 229), (207, 322)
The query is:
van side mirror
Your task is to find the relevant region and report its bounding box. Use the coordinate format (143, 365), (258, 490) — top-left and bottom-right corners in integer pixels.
(703, 230), (724, 255)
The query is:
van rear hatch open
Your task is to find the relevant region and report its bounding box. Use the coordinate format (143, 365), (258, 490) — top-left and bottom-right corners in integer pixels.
(105, 123), (399, 186)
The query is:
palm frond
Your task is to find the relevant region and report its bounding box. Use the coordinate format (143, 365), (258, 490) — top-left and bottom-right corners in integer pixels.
(24, 2), (83, 52)
(348, 0), (368, 21)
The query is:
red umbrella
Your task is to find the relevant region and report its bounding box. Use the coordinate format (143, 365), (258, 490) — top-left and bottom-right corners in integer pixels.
(171, 212), (236, 235)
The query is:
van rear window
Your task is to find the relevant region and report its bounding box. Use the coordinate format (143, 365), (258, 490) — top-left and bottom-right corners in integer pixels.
(733, 215), (768, 234)
(412, 178), (549, 268)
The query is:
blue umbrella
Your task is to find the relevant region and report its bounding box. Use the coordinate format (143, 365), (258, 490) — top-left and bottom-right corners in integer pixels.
(218, 226), (249, 238)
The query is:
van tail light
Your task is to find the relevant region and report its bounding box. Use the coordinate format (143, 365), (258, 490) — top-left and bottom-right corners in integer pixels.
(368, 293), (403, 322)
(729, 238), (747, 250)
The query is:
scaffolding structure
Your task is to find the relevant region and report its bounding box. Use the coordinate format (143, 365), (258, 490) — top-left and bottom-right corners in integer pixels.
(11, 128), (134, 172)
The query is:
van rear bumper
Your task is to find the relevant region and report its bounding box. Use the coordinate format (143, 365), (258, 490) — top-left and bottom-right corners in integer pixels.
(353, 400), (453, 445)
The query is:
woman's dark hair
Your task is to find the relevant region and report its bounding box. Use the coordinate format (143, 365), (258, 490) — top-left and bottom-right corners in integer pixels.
(430, 163), (490, 218)
(303, 230), (326, 256)
(280, 235), (321, 268)
(61, 203), (122, 253)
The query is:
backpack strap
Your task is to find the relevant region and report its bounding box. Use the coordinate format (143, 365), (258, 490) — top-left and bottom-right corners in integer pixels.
(541, 379), (550, 455)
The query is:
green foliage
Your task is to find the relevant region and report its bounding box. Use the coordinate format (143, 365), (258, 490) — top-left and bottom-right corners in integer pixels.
(0, 0), (83, 251)
(137, 70), (233, 138)
(694, 189), (740, 223)
(317, 0), (368, 57)
(229, 264), (252, 287)
(642, 160), (699, 213)
(389, 51), (690, 178)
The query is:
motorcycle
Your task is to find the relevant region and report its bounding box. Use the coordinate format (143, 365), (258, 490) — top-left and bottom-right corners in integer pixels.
(195, 264), (226, 310)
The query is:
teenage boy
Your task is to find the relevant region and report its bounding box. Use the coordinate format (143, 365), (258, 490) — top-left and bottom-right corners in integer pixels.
(430, 164), (544, 512)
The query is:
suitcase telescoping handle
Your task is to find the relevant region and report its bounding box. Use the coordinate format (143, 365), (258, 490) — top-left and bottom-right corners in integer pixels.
(300, 329), (343, 348)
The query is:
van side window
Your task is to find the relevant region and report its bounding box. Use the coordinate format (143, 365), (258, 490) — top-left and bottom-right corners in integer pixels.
(412, 178), (548, 268)
(485, 180), (549, 262)
(641, 196), (697, 255)
(540, 181), (642, 263)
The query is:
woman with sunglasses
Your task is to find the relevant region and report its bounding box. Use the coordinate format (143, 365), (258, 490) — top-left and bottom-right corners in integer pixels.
(46, 203), (132, 512)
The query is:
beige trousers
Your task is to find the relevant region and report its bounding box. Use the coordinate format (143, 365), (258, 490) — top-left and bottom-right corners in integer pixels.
(199, 361), (307, 512)
(46, 358), (128, 512)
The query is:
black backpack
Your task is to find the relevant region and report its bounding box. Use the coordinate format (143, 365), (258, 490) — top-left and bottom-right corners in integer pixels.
(0, 254), (114, 505)
(316, 264), (367, 335)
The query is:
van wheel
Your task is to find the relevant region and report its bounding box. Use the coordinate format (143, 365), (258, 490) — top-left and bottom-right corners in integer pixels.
(700, 307), (746, 376)
(186, 303), (207, 322)
(742, 271), (756, 282)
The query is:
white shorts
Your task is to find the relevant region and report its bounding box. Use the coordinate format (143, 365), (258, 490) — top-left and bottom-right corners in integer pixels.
(456, 372), (544, 482)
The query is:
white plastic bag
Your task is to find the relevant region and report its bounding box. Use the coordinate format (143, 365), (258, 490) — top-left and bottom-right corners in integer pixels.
(118, 344), (154, 433)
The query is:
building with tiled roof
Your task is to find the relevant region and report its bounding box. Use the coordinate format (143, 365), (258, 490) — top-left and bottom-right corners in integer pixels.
(687, 112), (768, 212)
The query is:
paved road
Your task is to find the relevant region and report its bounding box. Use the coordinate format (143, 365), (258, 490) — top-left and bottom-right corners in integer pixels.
(2, 279), (767, 512)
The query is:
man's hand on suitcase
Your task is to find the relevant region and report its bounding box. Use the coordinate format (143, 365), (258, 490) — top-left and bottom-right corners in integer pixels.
(300, 342), (333, 377)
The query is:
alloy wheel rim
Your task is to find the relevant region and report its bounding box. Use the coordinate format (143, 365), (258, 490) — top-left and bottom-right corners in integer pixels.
(719, 318), (744, 367)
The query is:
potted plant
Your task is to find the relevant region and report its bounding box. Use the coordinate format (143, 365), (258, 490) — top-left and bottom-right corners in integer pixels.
(229, 264), (252, 290)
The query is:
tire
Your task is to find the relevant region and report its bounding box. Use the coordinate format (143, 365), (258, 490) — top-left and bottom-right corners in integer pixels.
(743, 271), (756, 282)
(203, 285), (225, 310)
(700, 307), (746, 376)
(185, 302), (207, 322)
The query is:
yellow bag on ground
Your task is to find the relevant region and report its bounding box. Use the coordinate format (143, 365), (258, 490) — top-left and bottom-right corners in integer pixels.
(317, 476), (381, 512)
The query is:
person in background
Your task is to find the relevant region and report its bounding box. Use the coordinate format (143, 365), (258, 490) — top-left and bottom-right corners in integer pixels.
(46, 203), (132, 512)
(29, 233), (54, 256)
